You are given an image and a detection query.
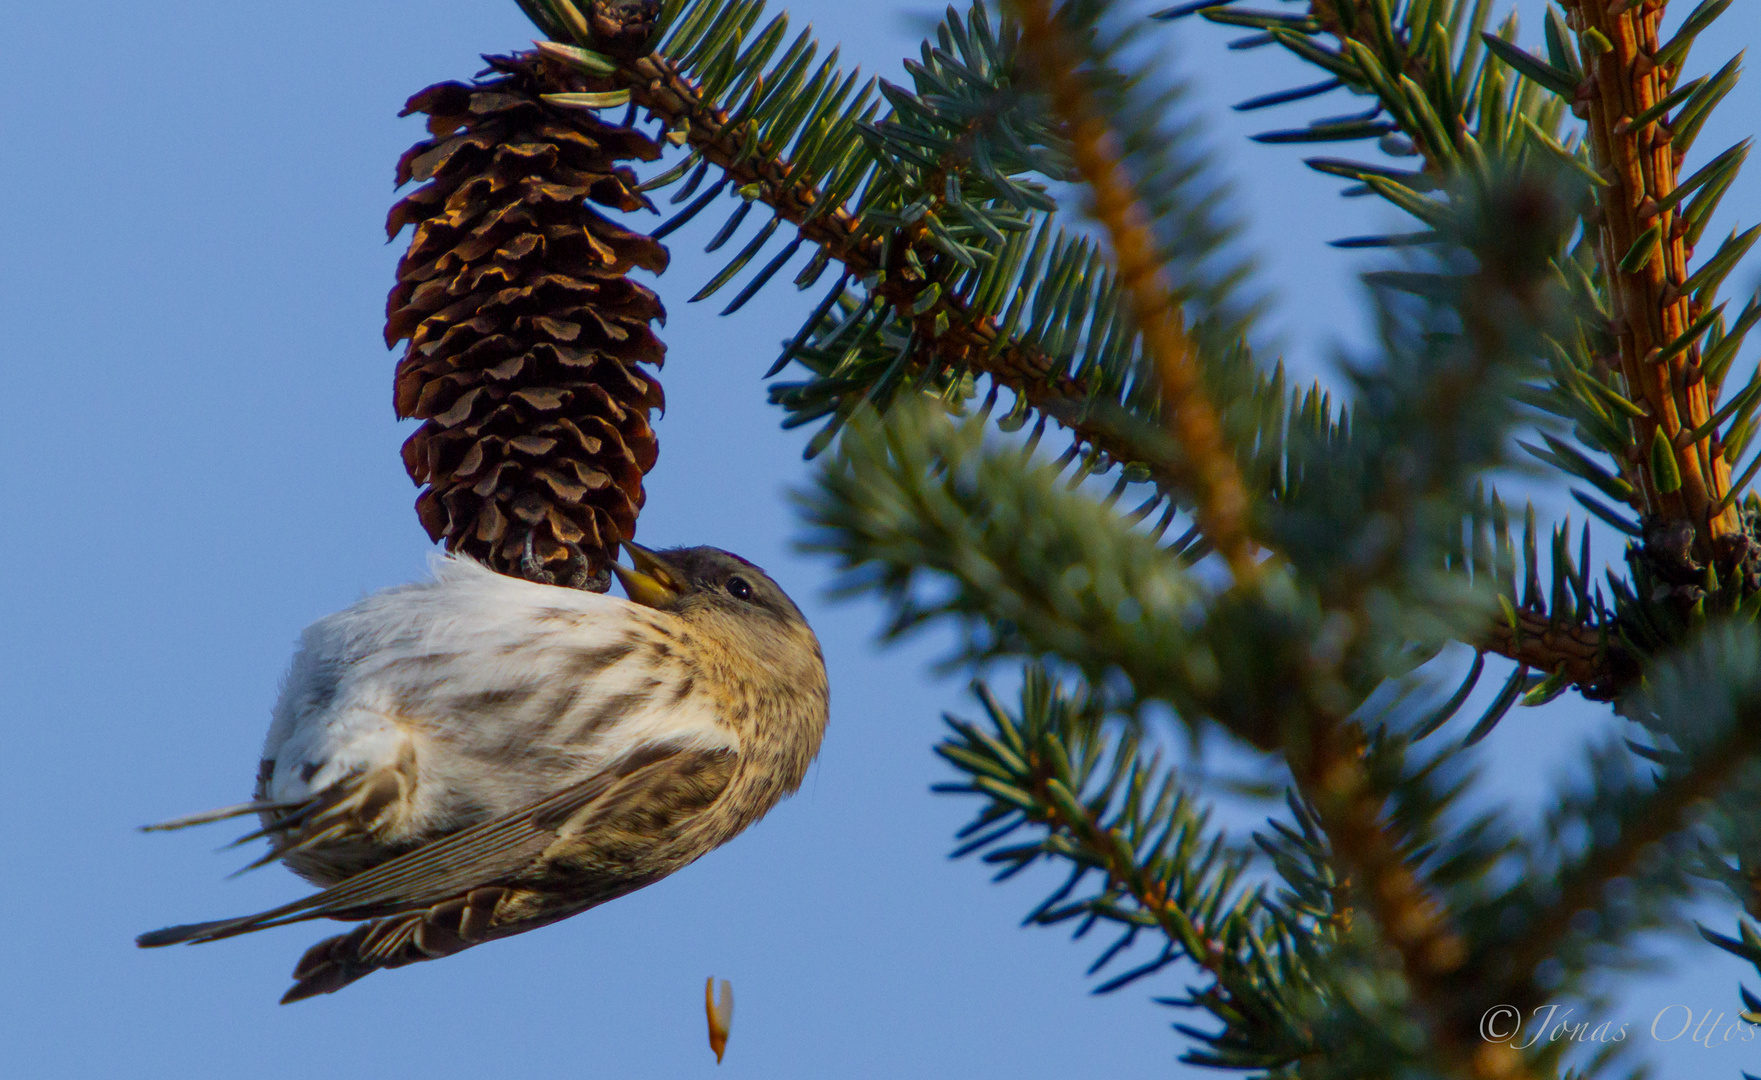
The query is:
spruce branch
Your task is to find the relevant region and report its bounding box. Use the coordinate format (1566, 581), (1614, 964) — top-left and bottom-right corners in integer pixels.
(1492, 719), (1755, 1013)
(1562, 0), (1742, 559)
(1481, 608), (1628, 696)
(802, 167), (1611, 1074)
(1265, 165), (1602, 1077)
(800, 402), (1224, 722)
(1167, 0), (1760, 702)
(936, 668), (1434, 1075)
(525, 0), (1254, 520)
(1011, 0), (1259, 584)
(1066, 22), (1570, 1060)
(1161, 0), (1651, 695)
(1444, 623), (1761, 1047)
(540, 0), (1642, 689)
(934, 669), (1265, 997)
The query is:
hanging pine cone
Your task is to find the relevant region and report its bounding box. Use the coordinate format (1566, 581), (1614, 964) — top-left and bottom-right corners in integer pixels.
(386, 50), (667, 589)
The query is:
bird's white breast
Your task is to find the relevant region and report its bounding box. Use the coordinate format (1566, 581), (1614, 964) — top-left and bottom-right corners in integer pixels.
(262, 555), (738, 843)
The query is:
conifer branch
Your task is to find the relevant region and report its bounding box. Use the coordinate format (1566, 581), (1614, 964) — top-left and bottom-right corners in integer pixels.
(1265, 167), (1592, 1077)
(562, 0), (1653, 693)
(1566, 0), (1740, 558)
(1480, 609), (1631, 699)
(559, 8), (1219, 504)
(1283, 712), (1513, 1076)
(1496, 717), (1757, 1013)
(940, 682), (1248, 988)
(1484, 624), (1761, 1018)
(936, 669), (1337, 1072)
(1011, 0), (1258, 584)
(1164, 0), (1761, 698)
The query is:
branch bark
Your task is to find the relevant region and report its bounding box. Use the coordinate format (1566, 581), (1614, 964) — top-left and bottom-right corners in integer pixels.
(1570, 0), (1738, 556)
(1482, 605), (1636, 700)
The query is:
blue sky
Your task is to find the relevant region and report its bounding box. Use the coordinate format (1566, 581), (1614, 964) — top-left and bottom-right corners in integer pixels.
(4, 0), (1758, 1076)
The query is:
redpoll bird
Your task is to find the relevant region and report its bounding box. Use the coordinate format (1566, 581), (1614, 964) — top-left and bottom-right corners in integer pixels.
(138, 542), (829, 1003)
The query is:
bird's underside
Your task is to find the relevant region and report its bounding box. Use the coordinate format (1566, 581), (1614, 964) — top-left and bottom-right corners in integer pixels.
(139, 549), (829, 1003)
(140, 743), (737, 1003)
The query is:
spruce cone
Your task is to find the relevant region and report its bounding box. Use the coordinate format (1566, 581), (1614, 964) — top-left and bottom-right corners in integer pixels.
(386, 51), (667, 589)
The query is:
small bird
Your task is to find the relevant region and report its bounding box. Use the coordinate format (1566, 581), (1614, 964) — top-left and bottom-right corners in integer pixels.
(138, 542), (828, 1003)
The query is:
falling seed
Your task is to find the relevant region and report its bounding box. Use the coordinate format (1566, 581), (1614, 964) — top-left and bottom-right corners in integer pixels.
(705, 976), (734, 1063)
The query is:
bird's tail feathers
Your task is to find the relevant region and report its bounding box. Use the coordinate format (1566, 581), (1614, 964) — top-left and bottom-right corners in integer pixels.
(139, 800), (298, 833)
(136, 905), (320, 949)
(139, 797), (326, 880)
(280, 887), (509, 1003)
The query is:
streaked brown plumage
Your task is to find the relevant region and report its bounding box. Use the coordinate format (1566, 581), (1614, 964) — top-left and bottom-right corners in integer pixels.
(138, 543), (828, 1003)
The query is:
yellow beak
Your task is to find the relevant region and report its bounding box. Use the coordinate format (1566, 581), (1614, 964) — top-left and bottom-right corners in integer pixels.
(613, 540), (683, 609)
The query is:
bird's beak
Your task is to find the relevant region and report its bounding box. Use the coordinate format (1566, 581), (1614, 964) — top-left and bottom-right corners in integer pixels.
(613, 541), (683, 609)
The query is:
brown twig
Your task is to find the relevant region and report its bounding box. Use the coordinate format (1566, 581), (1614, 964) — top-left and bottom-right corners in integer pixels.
(1569, 0), (1738, 555)
(1483, 599), (1637, 700)
(1011, 0), (1259, 585)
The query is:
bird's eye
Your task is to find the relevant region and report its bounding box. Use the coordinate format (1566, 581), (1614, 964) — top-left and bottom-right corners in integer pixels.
(726, 576), (754, 601)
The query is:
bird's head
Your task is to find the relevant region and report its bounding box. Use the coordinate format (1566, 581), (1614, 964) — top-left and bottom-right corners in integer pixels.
(615, 541), (827, 784)
(613, 541), (811, 632)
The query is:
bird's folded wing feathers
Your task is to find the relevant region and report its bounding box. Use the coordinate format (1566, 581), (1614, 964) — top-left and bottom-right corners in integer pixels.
(137, 744), (735, 948)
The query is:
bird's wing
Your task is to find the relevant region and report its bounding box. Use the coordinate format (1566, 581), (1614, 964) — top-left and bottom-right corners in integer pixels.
(271, 745), (740, 1002)
(536, 739), (741, 871)
(137, 743), (736, 949)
